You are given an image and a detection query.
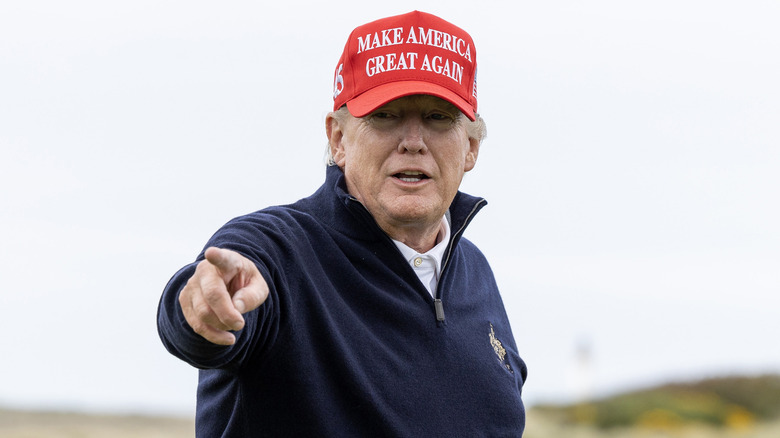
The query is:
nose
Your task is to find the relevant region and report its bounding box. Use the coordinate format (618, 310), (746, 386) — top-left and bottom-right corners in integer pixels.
(397, 117), (427, 154)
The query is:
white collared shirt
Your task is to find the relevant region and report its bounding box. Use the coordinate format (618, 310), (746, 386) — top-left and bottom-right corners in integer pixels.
(392, 216), (451, 297)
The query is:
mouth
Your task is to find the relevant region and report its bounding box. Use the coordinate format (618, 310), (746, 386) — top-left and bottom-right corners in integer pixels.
(393, 170), (430, 183)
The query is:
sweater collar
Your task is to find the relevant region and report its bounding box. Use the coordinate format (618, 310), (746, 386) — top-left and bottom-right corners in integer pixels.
(322, 165), (487, 247)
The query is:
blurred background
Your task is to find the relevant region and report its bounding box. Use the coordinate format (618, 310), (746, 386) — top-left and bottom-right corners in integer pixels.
(1, 0), (778, 436)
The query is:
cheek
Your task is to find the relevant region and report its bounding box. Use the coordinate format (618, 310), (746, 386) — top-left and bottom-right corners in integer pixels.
(347, 142), (387, 173)
(343, 150), (376, 189)
(441, 139), (471, 172)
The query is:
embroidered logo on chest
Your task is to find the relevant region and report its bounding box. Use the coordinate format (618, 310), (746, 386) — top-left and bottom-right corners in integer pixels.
(489, 323), (513, 373)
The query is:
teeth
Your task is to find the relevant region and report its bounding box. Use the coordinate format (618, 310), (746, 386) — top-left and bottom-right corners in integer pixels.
(397, 171), (425, 182)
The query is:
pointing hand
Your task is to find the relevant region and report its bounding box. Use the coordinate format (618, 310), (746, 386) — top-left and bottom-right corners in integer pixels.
(179, 247), (269, 345)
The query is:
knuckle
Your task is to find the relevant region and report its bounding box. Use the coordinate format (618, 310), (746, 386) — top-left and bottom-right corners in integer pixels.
(192, 300), (213, 321)
(190, 321), (207, 336)
(178, 289), (188, 307)
(202, 285), (226, 306)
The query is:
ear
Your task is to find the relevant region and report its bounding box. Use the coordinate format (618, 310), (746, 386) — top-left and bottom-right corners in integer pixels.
(326, 114), (347, 167)
(464, 137), (480, 172)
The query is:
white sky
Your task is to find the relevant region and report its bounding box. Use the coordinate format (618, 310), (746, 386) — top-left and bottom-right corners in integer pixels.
(1, 0), (778, 415)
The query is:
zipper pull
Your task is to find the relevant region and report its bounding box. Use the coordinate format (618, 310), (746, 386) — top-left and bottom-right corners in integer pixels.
(434, 299), (445, 322)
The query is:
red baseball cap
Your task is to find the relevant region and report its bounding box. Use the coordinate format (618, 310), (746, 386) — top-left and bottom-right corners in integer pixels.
(332, 11), (478, 121)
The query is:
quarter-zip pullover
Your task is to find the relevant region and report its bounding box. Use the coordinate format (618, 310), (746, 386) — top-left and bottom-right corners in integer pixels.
(157, 165), (527, 437)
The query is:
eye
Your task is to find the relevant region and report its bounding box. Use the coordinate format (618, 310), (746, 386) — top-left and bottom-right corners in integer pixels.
(426, 110), (457, 123)
(366, 109), (401, 128)
(367, 109), (401, 122)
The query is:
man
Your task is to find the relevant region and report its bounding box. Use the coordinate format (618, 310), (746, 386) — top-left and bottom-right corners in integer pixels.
(158, 10), (527, 436)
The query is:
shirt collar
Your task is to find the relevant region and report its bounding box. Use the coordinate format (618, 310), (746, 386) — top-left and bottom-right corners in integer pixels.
(392, 215), (451, 280)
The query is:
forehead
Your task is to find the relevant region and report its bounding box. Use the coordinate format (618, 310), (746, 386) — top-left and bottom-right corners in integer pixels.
(374, 95), (461, 113)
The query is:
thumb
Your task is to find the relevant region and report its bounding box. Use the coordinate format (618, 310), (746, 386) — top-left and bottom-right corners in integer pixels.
(232, 277), (269, 314)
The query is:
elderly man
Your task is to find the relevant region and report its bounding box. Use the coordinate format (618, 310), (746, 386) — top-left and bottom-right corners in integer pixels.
(158, 10), (527, 437)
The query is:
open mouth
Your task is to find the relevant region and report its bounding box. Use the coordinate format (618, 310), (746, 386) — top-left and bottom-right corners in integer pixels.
(393, 171), (430, 183)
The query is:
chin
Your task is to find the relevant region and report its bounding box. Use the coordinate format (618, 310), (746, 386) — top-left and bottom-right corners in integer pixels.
(387, 201), (442, 225)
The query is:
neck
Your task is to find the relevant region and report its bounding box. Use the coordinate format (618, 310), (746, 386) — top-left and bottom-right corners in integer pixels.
(383, 219), (444, 253)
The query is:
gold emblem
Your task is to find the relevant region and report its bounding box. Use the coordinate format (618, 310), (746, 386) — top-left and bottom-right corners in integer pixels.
(489, 324), (513, 373)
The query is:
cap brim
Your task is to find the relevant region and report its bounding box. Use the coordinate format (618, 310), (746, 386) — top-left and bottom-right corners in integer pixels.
(345, 81), (476, 121)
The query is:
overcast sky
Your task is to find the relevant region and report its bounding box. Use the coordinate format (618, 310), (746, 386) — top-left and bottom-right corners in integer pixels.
(1, 0), (778, 415)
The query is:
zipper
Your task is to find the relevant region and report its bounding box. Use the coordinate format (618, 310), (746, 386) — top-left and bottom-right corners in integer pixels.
(440, 199), (487, 274)
(434, 199), (487, 323)
(434, 299), (445, 321)
(346, 196), (487, 323)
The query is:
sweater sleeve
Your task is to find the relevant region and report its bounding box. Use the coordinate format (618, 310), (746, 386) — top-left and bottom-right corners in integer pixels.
(157, 258), (280, 371)
(157, 218), (283, 371)
(158, 203), (326, 372)
(157, 262), (230, 369)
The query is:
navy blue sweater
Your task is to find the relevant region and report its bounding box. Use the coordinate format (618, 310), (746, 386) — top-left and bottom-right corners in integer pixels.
(158, 165), (527, 437)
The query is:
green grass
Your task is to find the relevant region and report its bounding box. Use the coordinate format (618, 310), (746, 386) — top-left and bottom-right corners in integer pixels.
(534, 374), (780, 430)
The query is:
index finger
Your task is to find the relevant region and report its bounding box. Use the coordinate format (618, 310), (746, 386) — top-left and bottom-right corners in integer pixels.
(204, 247), (243, 277)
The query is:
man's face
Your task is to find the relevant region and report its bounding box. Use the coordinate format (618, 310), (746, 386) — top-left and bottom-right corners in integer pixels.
(327, 95), (479, 240)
